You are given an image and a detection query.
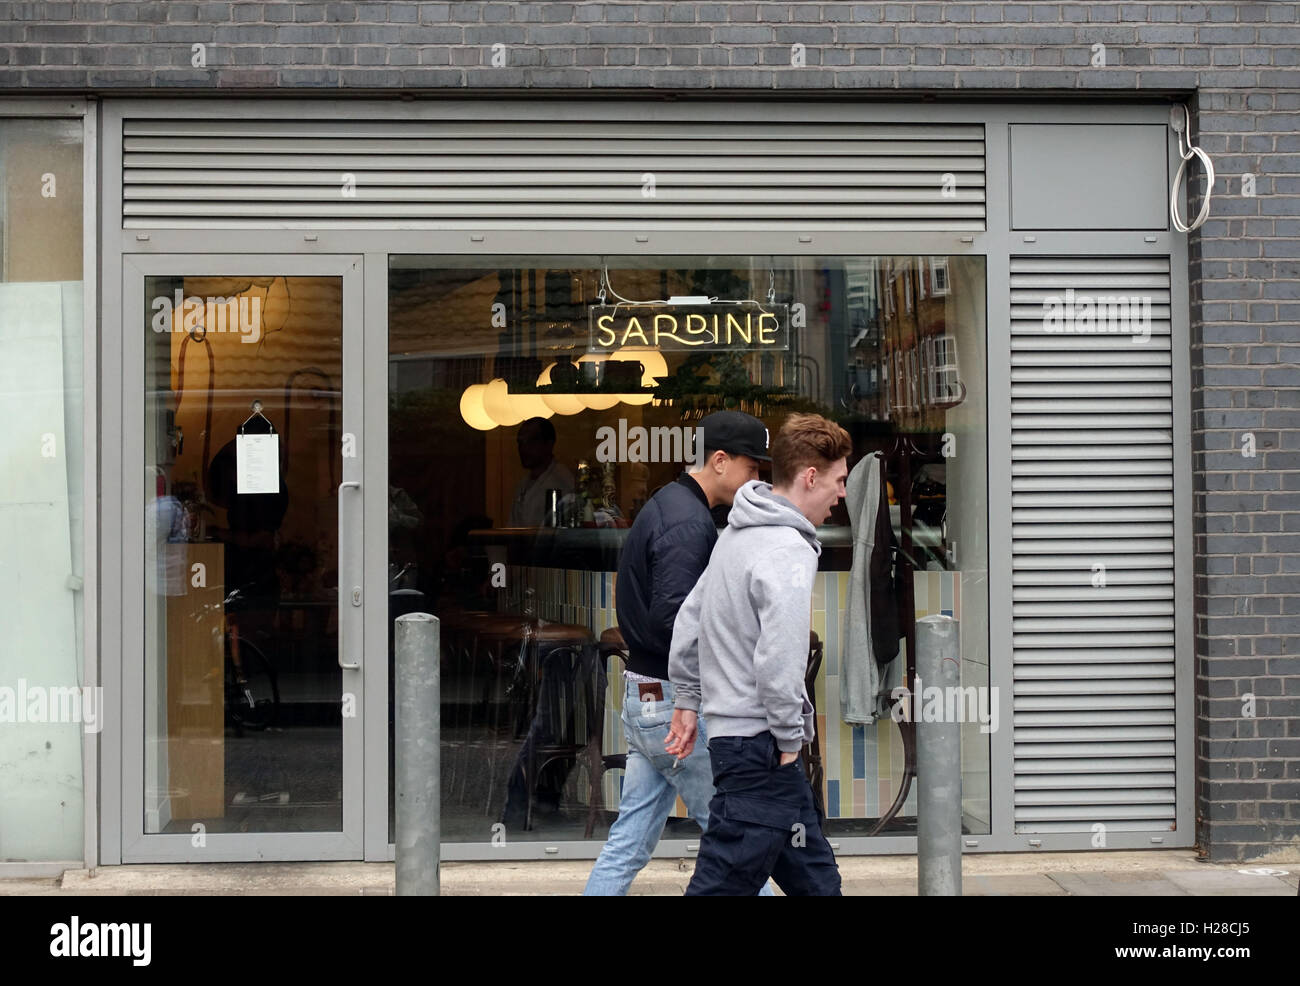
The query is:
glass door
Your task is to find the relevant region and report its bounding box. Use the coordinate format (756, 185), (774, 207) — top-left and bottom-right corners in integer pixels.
(121, 256), (364, 861)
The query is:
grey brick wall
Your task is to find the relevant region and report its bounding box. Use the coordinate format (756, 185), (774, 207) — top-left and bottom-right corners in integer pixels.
(2, 0), (1298, 862)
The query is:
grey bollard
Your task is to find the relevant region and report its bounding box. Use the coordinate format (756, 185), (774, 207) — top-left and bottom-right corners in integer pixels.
(915, 614), (962, 897)
(395, 612), (440, 896)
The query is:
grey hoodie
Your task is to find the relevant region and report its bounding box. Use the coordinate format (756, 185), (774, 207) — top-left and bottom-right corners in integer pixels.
(668, 480), (819, 753)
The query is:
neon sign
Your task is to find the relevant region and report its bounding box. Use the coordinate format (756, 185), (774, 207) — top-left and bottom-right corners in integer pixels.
(589, 304), (790, 352)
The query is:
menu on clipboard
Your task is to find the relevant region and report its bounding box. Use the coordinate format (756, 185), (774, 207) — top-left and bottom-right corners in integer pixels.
(236, 433), (280, 494)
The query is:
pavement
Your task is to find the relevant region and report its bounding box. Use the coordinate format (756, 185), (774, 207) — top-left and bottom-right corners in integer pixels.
(1, 850), (1297, 895)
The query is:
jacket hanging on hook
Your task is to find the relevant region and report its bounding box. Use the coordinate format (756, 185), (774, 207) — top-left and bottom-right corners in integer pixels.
(841, 451), (903, 723)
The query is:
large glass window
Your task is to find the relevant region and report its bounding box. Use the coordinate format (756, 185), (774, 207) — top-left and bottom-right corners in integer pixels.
(0, 117), (86, 861)
(389, 255), (988, 845)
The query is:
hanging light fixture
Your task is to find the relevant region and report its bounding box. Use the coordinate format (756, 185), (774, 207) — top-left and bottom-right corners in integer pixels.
(536, 362), (586, 416)
(508, 390), (555, 422)
(481, 378), (526, 427)
(576, 354), (620, 410)
(459, 383), (496, 431)
(607, 347), (668, 406)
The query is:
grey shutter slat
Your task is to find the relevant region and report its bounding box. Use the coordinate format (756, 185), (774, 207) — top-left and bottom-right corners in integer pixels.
(1013, 413), (1173, 428)
(1017, 757), (1176, 774)
(120, 116), (987, 230)
(1010, 255), (1177, 835)
(1014, 649), (1174, 663)
(1014, 476), (1172, 491)
(126, 168), (985, 189)
(122, 153), (984, 173)
(1013, 492), (1173, 506)
(1013, 686), (1180, 702)
(1016, 790), (1175, 806)
(1013, 637), (1180, 652)
(1013, 382), (1172, 397)
(1013, 586), (1175, 602)
(1014, 553), (1173, 569)
(1015, 661), (1175, 677)
(124, 119), (989, 139)
(1013, 461), (1172, 477)
(125, 187), (989, 205)
(123, 136), (976, 155)
(1018, 771), (1172, 788)
(1015, 574), (1173, 590)
(123, 202), (988, 220)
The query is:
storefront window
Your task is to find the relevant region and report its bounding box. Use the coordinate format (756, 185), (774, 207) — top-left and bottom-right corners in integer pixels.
(389, 254), (989, 845)
(0, 118), (86, 860)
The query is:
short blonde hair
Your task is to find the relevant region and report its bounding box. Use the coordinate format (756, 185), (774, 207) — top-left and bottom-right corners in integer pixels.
(771, 413), (852, 486)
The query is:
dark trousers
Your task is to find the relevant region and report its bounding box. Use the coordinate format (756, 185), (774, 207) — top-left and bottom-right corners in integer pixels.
(686, 732), (842, 896)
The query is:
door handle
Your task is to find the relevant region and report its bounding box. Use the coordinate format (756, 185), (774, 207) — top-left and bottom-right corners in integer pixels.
(338, 480), (361, 670)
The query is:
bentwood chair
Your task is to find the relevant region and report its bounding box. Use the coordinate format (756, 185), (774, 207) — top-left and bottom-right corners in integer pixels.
(804, 630), (827, 818)
(585, 626), (630, 837)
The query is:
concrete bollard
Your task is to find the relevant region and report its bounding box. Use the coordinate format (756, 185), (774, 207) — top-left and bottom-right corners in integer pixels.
(395, 612), (440, 896)
(915, 614), (962, 897)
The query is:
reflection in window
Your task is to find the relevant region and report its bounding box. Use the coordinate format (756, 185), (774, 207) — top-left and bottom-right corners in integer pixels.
(388, 256), (988, 845)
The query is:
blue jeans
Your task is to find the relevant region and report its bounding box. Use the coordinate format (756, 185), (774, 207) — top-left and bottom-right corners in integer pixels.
(584, 677), (774, 896)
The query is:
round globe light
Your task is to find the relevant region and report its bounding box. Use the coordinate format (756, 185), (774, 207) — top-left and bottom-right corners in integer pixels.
(482, 378), (526, 427)
(509, 391), (555, 421)
(536, 362), (586, 416)
(459, 383), (496, 431)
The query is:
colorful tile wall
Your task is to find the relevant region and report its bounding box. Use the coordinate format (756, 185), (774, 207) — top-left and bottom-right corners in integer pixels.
(507, 565), (976, 822)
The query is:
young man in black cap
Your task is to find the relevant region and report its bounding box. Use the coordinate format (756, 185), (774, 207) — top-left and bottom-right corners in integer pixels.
(584, 410), (770, 895)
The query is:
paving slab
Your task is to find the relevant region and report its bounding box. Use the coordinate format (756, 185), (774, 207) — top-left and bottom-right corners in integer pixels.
(963, 873), (1067, 896)
(841, 878), (918, 896)
(1047, 872), (1191, 896)
(1161, 869), (1295, 896)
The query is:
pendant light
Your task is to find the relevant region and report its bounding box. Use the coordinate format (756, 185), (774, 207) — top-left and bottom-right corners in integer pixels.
(482, 377), (526, 427)
(536, 362), (586, 416)
(459, 383), (495, 431)
(576, 354), (620, 411)
(608, 347), (668, 406)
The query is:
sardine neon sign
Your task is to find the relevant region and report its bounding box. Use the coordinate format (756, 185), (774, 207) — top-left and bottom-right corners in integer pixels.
(589, 304), (790, 352)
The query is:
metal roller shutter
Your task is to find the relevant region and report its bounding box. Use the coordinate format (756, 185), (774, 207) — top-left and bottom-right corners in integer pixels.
(120, 116), (985, 230)
(1009, 255), (1177, 835)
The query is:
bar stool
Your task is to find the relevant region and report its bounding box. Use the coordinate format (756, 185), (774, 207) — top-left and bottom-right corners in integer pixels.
(477, 618), (592, 738)
(439, 611), (530, 809)
(585, 626), (629, 837)
(518, 637), (604, 832)
(488, 620), (599, 829)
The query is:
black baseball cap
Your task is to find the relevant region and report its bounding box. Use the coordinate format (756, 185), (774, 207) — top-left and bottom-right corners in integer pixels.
(700, 410), (771, 462)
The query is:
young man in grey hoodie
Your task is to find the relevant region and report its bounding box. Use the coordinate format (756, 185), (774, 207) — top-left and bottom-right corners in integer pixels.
(667, 412), (852, 896)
